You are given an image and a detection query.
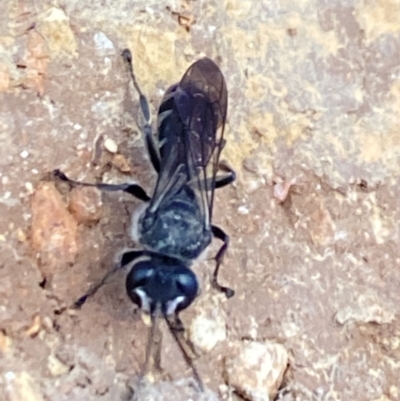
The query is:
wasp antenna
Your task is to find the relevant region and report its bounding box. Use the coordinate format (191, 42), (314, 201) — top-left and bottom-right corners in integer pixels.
(162, 311), (204, 392)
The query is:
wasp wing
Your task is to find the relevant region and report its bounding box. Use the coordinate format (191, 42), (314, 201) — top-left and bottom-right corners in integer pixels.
(149, 58), (227, 226)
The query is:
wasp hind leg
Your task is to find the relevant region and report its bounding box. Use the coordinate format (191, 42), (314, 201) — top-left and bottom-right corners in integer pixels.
(215, 161), (236, 189)
(211, 225), (235, 298)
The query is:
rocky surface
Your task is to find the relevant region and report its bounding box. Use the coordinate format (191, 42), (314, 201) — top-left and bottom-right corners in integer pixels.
(224, 340), (288, 401)
(1, 0), (400, 400)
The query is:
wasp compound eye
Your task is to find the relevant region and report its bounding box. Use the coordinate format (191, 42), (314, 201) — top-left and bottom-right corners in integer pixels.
(172, 268), (198, 313)
(126, 261), (155, 312)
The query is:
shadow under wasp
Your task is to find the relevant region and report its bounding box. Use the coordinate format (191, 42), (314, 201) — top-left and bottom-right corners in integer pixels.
(54, 48), (236, 390)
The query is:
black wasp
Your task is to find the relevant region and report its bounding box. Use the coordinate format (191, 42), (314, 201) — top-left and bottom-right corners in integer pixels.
(54, 49), (235, 390)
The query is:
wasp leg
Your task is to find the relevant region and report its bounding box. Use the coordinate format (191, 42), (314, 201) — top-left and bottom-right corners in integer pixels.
(53, 169), (150, 201)
(214, 166), (236, 189)
(72, 263), (122, 308)
(211, 225), (235, 298)
(72, 250), (148, 308)
(214, 173), (235, 189)
(197, 162), (235, 190)
(121, 49), (161, 173)
(215, 161), (236, 188)
(190, 164), (235, 191)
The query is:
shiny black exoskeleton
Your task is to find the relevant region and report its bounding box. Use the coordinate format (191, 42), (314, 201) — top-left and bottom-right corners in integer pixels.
(54, 49), (235, 390)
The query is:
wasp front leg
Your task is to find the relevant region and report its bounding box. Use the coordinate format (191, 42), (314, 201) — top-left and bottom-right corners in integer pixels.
(72, 250), (149, 308)
(53, 169), (150, 201)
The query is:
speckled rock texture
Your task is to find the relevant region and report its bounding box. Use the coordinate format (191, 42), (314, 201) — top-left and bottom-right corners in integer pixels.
(1, 1), (400, 400)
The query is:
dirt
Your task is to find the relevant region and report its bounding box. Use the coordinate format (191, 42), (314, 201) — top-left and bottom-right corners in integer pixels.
(1, 1), (400, 401)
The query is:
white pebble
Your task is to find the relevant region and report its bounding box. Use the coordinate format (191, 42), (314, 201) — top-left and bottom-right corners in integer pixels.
(20, 150), (29, 159)
(94, 32), (114, 51)
(238, 205), (249, 215)
(104, 138), (118, 154)
(25, 182), (34, 193)
(5, 371), (15, 381)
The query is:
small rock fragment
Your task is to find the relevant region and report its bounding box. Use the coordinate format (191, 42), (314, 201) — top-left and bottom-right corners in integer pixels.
(25, 314), (41, 337)
(112, 153), (131, 173)
(93, 31), (115, 54)
(308, 199), (336, 246)
(104, 138), (118, 154)
(30, 182), (78, 278)
(16, 228), (27, 242)
(0, 62), (10, 92)
(224, 340), (288, 401)
(6, 371), (45, 401)
(47, 354), (69, 376)
(334, 291), (395, 325)
(273, 178), (296, 203)
(372, 396), (392, 401)
(36, 7), (78, 59)
(132, 378), (218, 401)
(0, 330), (12, 352)
(91, 134), (103, 164)
(189, 295), (227, 353)
(68, 186), (102, 225)
(22, 30), (50, 95)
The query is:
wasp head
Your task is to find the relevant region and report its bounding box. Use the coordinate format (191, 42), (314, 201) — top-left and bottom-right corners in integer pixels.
(126, 255), (198, 316)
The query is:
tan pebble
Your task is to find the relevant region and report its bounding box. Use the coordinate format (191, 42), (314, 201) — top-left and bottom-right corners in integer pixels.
(224, 340), (288, 401)
(16, 228), (27, 242)
(104, 138), (118, 154)
(389, 386), (399, 399)
(47, 354), (69, 376)
(273, 178), (296, 203)
(30, 182), (78, 278)
(0, 330), (12, 352)
(0, 62), (10, 92)
(20, 30), (49, 95)
(309, 198), (335, 246)
(189, 295), (227, 353)
(6, 371), (45, 401)
(372, 396), (392, 401)
(112, 153), (131, 173)
(68, 186), (102, 225)
(334, 290), (395, 325)
(41, 316), (53, 330)
(25, 314), (41, 337)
